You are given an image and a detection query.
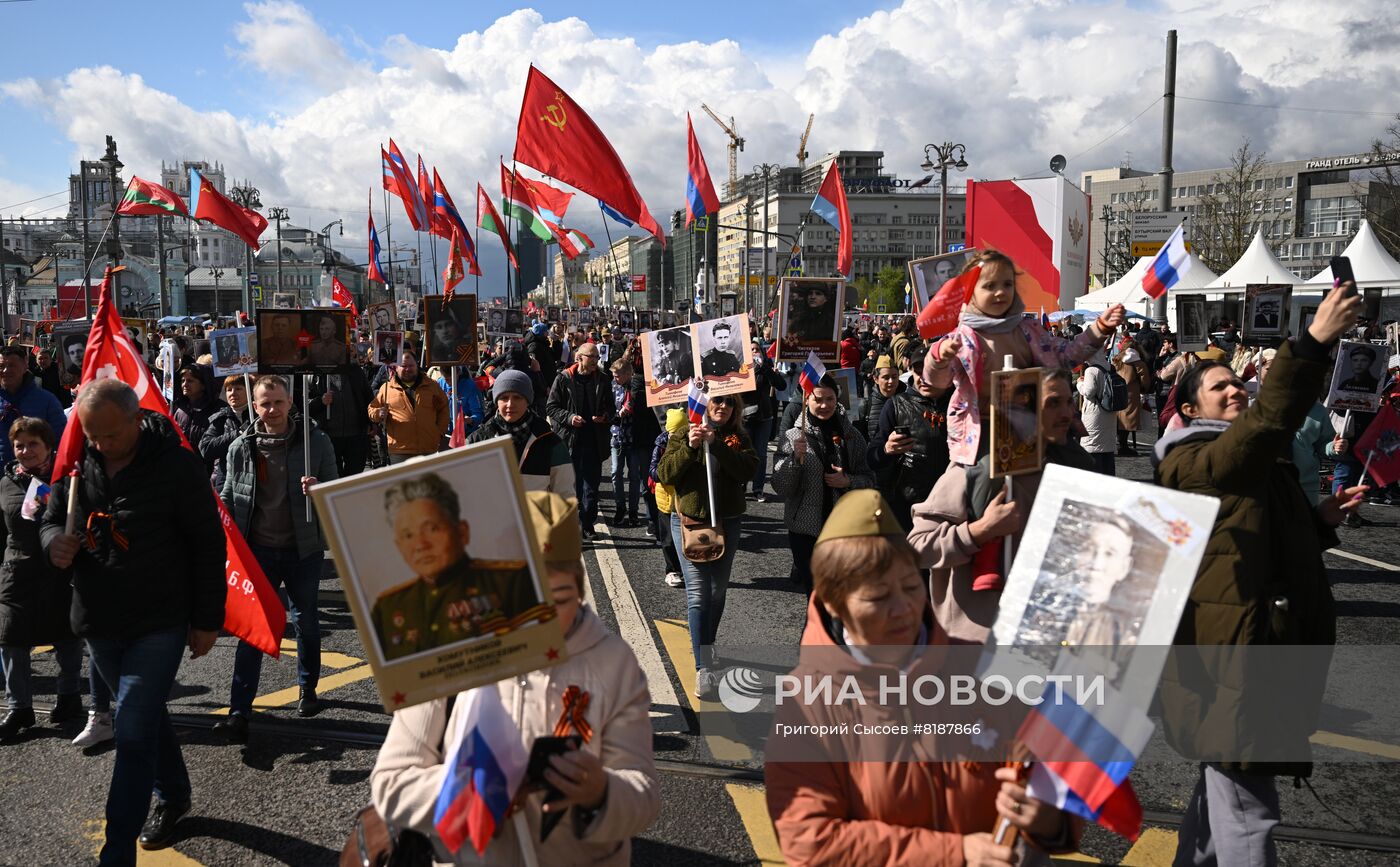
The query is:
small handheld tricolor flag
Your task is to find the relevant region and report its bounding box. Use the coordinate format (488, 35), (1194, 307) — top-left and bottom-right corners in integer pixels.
(433, 684), (529, 855)
(798, 351), (827, 394)
(686, 380), (709, 426)
(1140, 223), (1192, 299)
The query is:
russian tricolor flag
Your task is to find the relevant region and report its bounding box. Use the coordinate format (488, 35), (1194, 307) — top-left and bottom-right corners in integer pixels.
(799, 351), (827, 394)
(433, 684), (528, 855)
(1140, 223), (1192, 299)
(687, 380), (709, 426)
(685, 114), (722, 229)
(809, 162), (852, 277)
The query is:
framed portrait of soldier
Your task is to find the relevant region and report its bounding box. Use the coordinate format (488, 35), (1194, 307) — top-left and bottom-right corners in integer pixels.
(366, 301), (398, 333)
(311, 436), (565, 712)
(1241, 284), (1291, 345)
(121, 318), (150, 359)
(255, 308), (354, 374)
(1175, 295), (1208, 353)
(546, 305), (560, 324)
(53, 321), (92, 377)
(618, 309), (636, 334)
(981, 465), (1218, 706)
(662, 311), (679, 328)
(19, 319), (37, 342)
(503, 308), (525, 335)
(908, 250), (973, 312)
(579, 307), (594, 327)
(693, 315), (754, 397)
(989, 367), (1044, 478)
(641, 325), (697, 407)
(484, 307), (508, 336)
(777, 277), (844, 363)
(373, 330), (405, 365)
(1325, 340), (1391, 413)
(272, 291), (297, 310)
(210, 326), (259, 377)
(423, 294), (478, 367)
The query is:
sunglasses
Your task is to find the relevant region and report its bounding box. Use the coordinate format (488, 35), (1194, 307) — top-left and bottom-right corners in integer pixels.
(710, 397), (734, 407)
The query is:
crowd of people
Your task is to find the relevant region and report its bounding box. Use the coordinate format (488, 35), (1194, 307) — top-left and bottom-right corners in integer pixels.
(0, 249), (1395, 866)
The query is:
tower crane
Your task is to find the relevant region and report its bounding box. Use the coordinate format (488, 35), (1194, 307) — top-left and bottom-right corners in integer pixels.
(700, 103), (744, 196)
(797, 113), (814, 171)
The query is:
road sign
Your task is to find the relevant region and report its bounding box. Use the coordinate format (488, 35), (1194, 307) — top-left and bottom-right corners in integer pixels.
(876, 304), (888, 313)
(948, 243), (966, 252)
(1131, 239), (1193, 258)
(1129, 211), (1185, 241)
(630, 274), (647, 292)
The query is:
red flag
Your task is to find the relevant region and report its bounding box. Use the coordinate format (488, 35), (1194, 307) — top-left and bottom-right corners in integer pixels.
(917, 266), (980, 340)
(449, 399), (466, 449)
(477, 182), (518, 270)
(418, 155), (438, 236)
(367, 190), (387, 284)
(54, 269), (285, 658)
(116, 176), (190, 218)
(513, 66), (664, 243)
(1355, 402), (1400, 487)
(331, 276), (358, 317)
(811, 162), (852, 277)
(443, 225), (468, 296)
(189, 168), (267, 249)
(685, 113), (721, 228)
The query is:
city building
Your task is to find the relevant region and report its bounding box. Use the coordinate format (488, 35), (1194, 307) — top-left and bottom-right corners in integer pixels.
(670, 208), (719, 311)
(582, 235), (636, 304)
(517, 235), (548, 300)
(1083, 148), (1400, 284)
(629, 233), (673, 310)
(252, 224), (366, 312)
(550, 247), (589, 304)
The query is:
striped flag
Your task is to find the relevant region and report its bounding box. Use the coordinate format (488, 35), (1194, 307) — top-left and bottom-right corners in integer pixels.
(1140, 223), (1192, 299)
(686, 380), (709, 426)
(367, 190), (387, 284)
(1027, 763), (1143, 841)
(383, 140), (429, 231)
(476, 182), (518, 271)
(799, 351), (827, 394)
(433, 684), (528, 855)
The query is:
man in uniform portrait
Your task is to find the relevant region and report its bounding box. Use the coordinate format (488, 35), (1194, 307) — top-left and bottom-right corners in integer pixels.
(1338, 344), (1380, 393)
(701, 320), (742, 377)
(370, 473), (538, 661)
(261, 314), (300, 365)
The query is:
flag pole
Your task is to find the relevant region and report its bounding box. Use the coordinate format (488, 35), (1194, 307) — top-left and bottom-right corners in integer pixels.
(243, 372), (255, 424)
(509, 157), (522, 307)
(382, 187), (396, 308)
(302, 374), (313, 522)
(450, 365), (458, 442)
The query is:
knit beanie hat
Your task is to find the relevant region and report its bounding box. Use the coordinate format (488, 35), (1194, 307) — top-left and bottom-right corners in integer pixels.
(493, 369), (535, 403)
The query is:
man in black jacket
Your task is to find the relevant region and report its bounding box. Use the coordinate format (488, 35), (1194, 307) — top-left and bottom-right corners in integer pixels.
(867, 345), (951, 532)
(545, 345), (614, 540)
(308, 364), (373, 477)
(43, 380), (226, 862)
(743, 337), (787, 500)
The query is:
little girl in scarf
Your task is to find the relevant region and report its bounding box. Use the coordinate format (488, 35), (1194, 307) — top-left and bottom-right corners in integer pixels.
(922, 249), (1125, 467)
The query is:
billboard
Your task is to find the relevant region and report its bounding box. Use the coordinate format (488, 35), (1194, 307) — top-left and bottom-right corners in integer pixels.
(965, 177), (1091, 311)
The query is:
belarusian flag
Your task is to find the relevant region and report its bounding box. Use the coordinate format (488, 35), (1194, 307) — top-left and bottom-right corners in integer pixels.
(561, 228), (594, 255)
(116, 176), (190, 218)
(477, 182), (518, 271)
(501, 164), (557, 242)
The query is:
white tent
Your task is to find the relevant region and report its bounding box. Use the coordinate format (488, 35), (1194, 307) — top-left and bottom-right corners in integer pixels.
(1073, 252), (1218, 311)
(1304, 220), (1400, 286)
(1207, 230), (1301, 288)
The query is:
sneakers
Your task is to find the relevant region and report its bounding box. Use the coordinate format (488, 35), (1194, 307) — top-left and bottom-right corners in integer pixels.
(138, 799), (191, 850)
(50, 692), (84, 725)
(72, 710), (114, 748)
(665, 571), (684, 588)
(644, 523), (657, 539)
(694, 668), (718, 700)
(211, 712), (249, 744)
(297, 687), (322, 718)
(0, 707), (36, 742)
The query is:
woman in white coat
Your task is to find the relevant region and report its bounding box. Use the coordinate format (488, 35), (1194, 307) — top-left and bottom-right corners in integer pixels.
(370, 492), (659, 866)
(1077, 349), (1118, 475)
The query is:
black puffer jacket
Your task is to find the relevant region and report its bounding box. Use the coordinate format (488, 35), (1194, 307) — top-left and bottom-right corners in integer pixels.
(545, 364), (615, 454)
(42, 411), (226, 640)
(200, 403), (251, 492)
(0, 462), (71, 646)
(173, 362), (225, 466)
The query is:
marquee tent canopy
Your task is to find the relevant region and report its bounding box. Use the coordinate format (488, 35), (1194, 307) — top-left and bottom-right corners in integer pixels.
(1073, 252), (1218, 310)
(1206, 230), (1301, 288)
(1304, 220), (1400, 286)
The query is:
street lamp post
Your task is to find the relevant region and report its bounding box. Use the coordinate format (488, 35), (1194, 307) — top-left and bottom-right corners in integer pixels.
(267, 206), (289, 297)
(100, 136), (124, 312)
(211, 266), (224, 317)
(229, 182), (263, 315)
(920, 142), (969, 254)
(1100, 204), (1113, 284)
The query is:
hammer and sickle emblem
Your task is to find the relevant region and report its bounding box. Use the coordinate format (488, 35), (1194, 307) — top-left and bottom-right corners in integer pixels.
(541, 92), (567, 130)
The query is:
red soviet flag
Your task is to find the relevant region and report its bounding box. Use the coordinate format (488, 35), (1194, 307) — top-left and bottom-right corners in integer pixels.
(918, 266), (981, 340)
(1354, 402), (1400, 488)
(513, 66), (664, 243)
(53, 269), (285, 657)
(190, 167), (268, 249)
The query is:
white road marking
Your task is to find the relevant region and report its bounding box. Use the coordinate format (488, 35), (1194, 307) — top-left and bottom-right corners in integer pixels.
(1327, 548), (1400, 572)
(591, 524), (690, 734)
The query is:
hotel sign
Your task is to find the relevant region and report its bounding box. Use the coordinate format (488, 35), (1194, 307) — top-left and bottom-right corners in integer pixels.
(1305, 151), (1400, 171)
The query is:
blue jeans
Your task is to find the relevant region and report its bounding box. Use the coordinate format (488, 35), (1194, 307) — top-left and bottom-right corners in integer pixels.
(610, 442), (642, 517)
(1332, 457), (1364, 495)
(2, 639), (83, 709)
(745, 417), (775, 494)
(670, 514), (742, 670)
(230, 544), (323, 715)
(90, 655), (113, 713)
(86, 626), (190, 867)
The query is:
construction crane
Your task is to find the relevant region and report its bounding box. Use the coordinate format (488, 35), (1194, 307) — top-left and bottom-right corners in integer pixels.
(701, 103), (744, 196)
(797, 113), (814, 171)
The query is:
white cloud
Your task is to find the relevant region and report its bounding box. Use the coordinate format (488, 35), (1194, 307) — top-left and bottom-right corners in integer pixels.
(3, 0), (1399, 279)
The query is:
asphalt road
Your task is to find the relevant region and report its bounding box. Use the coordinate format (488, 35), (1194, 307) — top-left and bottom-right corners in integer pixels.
(2, 424), (1399, 865)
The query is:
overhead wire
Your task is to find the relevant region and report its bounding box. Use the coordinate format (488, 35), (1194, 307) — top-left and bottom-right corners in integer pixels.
(1176, 96), (1399, 118)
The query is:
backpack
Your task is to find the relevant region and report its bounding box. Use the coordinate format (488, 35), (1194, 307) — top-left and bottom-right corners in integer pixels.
(1091, 363), (1131, 413)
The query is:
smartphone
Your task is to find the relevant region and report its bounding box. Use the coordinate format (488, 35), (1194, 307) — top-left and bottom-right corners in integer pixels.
(1330, 255), (1358, 297)
(891, 424), (911, 437)
(526, 735), (582, 785)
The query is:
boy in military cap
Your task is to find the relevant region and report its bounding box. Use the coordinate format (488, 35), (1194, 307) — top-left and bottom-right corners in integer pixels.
(371, 472), (540, 661)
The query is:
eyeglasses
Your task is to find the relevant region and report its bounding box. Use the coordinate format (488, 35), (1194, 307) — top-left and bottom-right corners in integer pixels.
(710, 397), (733, 407)
(577, 352), (598, 359)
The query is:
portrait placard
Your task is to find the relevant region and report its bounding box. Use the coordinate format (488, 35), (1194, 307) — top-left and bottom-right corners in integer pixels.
(121, 318), (151, 359)
(982, 464), (1219, 707)
(1175, 294), (1208, 352)
(365, 301), (398, 333)
(1241, 284), (1292, 345)
(53, 320), (93, 376)
(579, 308), (594, 327)
(545, 305), (560, 324)
(210, 326), (259, 377)
(423, 295), (479, 367)
(693, 315), (754, 398)
(777, 277), (843, 363)
(373, 330), (405, 365)
(619, 309), (636, 334)
(255, 308), (354, 374)
(272, 291), (297, 309)
(989, 367), (1044, 478)
(908, 250), (973, 312)
(640, 325), (696, 407)
(484, 307), (509, 337)
(1326, 339), (1391, 413)
(312, 438), (565, 712)
(504, 308), (525, 335)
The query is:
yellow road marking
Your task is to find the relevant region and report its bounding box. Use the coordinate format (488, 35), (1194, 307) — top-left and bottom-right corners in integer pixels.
(1052, 855), (1102, 864)
(208, 663), (375, 716)
(85, 819), (206, 865)
(726, 783), (784, 865)
(1121, 827), (1177, 866)
(652, 619), (751, 762)
(277, 638), (363, 670)
(32, 645), (53, 654)
(1311, 730), (1400, 760)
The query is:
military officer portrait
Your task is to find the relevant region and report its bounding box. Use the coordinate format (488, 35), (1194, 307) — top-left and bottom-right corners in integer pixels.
(699, 318), (744, 378)
(370, 472), (541, 661)
(1337, 343), (1381, 393)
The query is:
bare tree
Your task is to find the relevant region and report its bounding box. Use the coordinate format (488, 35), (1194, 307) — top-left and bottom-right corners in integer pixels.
(1189, 139), (1278, 274)
(1363, 116), (1400, 257)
